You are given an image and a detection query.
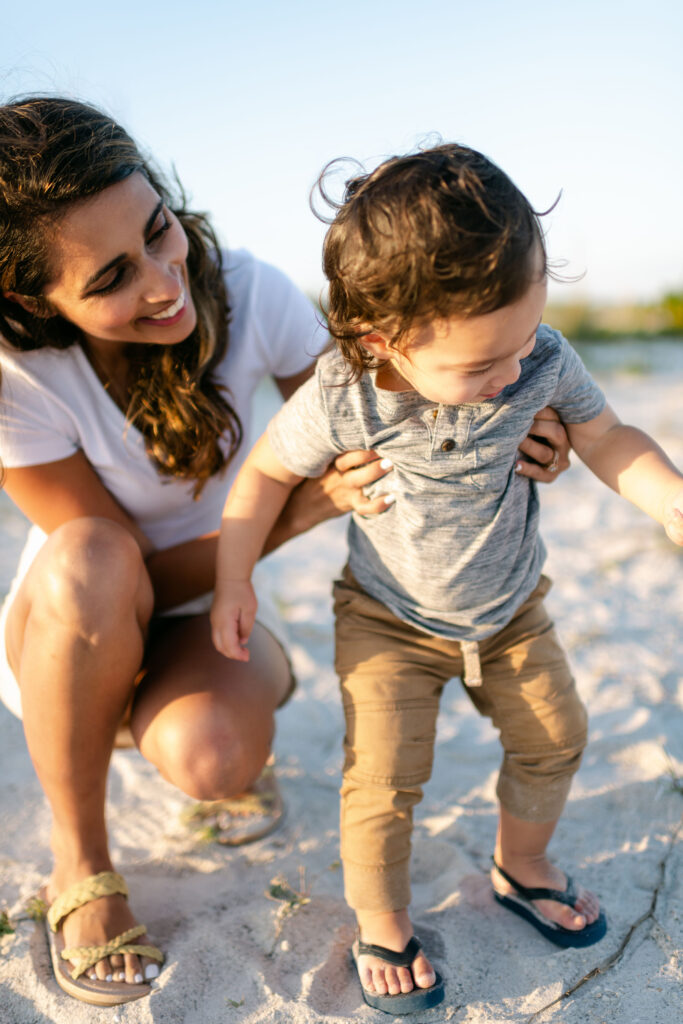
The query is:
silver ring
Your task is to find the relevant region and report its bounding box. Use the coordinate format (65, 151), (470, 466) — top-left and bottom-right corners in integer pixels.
(546, 450), (560, 473)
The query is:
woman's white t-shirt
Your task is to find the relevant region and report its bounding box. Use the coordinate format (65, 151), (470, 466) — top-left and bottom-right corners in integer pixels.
(0, 250), (324, 715)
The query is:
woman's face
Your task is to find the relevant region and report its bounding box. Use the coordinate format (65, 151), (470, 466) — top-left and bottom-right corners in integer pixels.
(41, 171), (197, 351)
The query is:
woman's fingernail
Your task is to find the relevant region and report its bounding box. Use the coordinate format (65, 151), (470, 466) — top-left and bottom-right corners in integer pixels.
(134, 973), (143, 984)
(515, 462), (523, 473)
(144, 964), (160, 980)
(106, 974), (113, 982)
(383, 493), (396, 505)
(380, 458), (393, 469)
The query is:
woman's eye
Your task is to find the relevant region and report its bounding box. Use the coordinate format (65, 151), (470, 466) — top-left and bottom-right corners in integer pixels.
(92, 266), (127, 295)
(147, 214), (171, 245)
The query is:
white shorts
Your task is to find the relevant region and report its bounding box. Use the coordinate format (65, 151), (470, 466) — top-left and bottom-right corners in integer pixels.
(0, 530), (291, 721)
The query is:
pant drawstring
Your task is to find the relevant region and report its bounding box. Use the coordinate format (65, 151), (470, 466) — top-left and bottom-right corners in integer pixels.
(460, 640), (482, 686)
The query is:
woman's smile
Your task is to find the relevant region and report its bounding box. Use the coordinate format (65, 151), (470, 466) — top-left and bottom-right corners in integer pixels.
(139, 288), (188, 325)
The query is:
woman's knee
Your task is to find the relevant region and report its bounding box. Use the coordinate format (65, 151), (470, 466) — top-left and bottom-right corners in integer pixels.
(29, 518), (153, 631)
(142, 702), (273, 800)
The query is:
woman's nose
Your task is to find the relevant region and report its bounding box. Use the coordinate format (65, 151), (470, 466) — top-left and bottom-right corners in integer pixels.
(142, 258), (182, 302)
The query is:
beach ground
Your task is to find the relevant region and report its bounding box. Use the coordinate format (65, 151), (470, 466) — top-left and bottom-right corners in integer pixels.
(1, 356), (681, 1024)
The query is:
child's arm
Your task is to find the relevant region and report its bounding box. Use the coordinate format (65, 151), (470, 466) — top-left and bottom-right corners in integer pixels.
(211, 433), (303, 661)
(566, 404), (683, 544)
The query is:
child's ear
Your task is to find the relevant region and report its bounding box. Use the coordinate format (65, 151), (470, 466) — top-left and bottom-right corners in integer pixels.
(3, 291), (53, 318)
(358, 331), (393, 360)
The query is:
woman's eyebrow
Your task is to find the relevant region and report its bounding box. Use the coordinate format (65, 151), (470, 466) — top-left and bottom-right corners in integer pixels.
(81, 199), (164, 292)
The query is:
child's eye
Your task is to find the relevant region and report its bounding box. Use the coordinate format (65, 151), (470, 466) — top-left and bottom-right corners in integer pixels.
(464, 365), (492, 377)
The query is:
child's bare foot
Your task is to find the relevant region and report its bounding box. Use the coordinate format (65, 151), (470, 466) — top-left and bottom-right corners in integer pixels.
(354, 908), (436, 996)
(491, 855), (601, 931)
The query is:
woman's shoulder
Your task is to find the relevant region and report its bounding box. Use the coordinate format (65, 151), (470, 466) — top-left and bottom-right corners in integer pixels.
(0, 337), (81, 389)
(223, 249), (313, 315)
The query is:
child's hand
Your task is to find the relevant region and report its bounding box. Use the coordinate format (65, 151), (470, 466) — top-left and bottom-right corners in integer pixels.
(664, 489), (683, 546)
(211, 581), (258, 661)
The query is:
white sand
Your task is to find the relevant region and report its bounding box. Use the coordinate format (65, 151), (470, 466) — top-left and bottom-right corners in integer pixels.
(1, 350), (681, 1023)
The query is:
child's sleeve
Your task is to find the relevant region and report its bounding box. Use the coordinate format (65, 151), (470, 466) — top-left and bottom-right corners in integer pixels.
(266, 356), (345, 477)
(545, 329), (607, 424)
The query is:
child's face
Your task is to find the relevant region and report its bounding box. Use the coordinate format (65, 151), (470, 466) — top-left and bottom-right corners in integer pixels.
(369, 270), (548, 406)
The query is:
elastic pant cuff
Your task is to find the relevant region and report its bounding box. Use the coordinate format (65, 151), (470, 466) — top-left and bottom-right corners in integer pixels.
(343, 859), (412, 913)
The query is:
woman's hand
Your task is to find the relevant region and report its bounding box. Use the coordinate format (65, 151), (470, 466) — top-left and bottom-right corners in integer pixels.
(515, 407), (571, 483)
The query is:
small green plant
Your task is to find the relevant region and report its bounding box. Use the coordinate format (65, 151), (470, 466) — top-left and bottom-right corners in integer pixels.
(663, 749), (683, 796)
(0, 911), (15, 936)
(25, 896), (47, 922)
(265, 869), (311, 953)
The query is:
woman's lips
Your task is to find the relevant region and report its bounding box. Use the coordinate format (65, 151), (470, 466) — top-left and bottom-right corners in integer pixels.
(138, 290), (187, 326)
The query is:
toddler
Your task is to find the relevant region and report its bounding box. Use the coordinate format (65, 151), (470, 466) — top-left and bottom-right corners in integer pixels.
(211, 144), (683, 1014)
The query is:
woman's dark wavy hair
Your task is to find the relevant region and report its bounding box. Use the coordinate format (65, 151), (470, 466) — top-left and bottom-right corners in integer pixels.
(316, 143), (551, 378)
(0, 96), (241, 496)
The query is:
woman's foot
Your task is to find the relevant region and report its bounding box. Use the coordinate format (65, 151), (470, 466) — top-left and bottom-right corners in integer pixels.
(491, 855), (601, 931)
(47, 863), (159, 984)
(354, 908), (436, 996)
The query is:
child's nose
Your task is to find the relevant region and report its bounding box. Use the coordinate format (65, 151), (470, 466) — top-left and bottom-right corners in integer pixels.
(491, 358), (522, 389)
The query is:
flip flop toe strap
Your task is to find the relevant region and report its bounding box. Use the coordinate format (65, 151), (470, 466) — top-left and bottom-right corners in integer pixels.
(355, 935), (423, 966)
(492, 859), (578, 906)
(61, 924), (164, 979)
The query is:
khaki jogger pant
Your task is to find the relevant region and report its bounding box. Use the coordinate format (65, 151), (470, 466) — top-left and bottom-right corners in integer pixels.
(333, 570), (588, 913)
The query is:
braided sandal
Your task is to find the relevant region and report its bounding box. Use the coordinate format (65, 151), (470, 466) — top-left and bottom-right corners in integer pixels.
(351, 934), (445, 1014)
(492, 858), (607, 948)
(45, 870), (164, 1006)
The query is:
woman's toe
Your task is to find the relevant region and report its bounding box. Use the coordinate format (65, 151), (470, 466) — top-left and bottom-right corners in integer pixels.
(123, 952), (143, 984)
(143, 959), (160, 981)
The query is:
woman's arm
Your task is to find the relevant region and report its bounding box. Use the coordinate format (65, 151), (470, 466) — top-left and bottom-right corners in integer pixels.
(2, 452), (152, 555)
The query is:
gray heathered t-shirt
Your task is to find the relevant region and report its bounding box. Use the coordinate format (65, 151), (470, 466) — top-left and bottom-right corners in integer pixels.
(268, 325), (606, 641)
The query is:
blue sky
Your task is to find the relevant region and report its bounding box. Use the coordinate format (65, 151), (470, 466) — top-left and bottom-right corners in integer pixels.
(3, 0), (682, 303)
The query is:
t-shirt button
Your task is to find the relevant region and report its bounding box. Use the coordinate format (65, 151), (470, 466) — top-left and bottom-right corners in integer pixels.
(440, 438), (456, 452)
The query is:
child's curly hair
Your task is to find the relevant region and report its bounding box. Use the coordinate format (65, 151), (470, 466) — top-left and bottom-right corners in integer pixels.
(316, 144), (549, 378)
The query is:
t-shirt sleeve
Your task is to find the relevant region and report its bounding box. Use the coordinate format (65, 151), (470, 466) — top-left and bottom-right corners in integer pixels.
(267, 362), (344, 476)
(546, 330), (606, 423)
(248, 258), (327, 379)
(0, 357), (79, 467)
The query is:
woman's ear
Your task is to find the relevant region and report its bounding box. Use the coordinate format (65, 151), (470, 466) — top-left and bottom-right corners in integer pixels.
(2, 291), (53, 318)
(358, 331), (392, 360)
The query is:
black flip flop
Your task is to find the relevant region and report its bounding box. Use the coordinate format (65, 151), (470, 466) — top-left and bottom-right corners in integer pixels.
(351, 934), (445, 1015)
(492, 859), (607, 948)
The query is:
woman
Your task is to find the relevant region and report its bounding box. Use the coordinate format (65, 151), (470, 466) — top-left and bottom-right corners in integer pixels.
(0, 97), (570, 1007)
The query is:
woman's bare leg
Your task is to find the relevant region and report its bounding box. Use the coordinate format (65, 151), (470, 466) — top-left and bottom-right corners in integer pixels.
(5, 518), (156, 984)
(131, 615), (291, 801)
